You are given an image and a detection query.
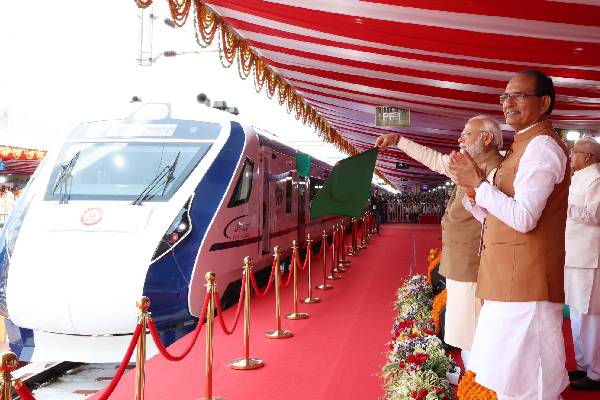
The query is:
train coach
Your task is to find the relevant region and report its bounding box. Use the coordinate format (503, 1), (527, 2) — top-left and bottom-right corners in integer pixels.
(0, 103), (344, 362)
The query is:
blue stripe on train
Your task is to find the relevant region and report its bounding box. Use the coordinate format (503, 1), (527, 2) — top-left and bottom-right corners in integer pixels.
(142, 122), (245, 330)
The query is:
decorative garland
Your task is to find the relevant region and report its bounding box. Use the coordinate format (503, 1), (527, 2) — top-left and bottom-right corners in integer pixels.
(0, 146), (46, 161)
(432, 289), (447, 336)
(457, 371), (497, 400)
(133, 0), (395, 188)
(426, 248), (441, 286)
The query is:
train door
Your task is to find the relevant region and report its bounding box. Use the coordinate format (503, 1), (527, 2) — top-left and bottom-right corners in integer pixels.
(261, 147), (271, 254)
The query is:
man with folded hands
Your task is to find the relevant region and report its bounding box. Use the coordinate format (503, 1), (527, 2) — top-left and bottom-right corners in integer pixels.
(449, 70), (569, 400)
(375, 115), (503, 367)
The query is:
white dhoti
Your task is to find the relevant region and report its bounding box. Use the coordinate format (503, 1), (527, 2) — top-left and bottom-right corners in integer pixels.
(566, 266), (600, 380)
(444, 278), (481, 350)
(468, 301), (568, 400)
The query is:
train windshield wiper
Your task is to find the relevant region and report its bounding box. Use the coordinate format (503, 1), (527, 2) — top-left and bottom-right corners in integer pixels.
(53, 151), (81, 204)
(132, 151), (180, 206)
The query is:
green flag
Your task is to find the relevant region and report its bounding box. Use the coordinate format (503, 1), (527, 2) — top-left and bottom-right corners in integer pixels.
(296, 152), (312, 177)
(310, 148), (378, 220)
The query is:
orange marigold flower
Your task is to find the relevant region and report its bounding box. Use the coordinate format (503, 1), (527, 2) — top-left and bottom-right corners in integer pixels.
(432, 289), (447, 335)
(457, 370), (498, 400)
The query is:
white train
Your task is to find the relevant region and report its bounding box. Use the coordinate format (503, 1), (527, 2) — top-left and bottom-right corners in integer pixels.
(0, 103), (345, 362)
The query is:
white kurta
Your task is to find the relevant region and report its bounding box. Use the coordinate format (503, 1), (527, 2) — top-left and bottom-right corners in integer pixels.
(465, 122), (569, 399)
(564, 163), (600, 315)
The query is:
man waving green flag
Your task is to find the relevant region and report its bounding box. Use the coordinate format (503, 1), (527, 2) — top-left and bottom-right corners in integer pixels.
(310, 148), (379, 220)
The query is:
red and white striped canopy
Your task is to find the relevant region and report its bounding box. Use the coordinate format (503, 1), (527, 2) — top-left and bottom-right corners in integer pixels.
(148, 0), (600, 186)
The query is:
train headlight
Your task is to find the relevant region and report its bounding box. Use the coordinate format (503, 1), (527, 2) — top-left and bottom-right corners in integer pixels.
(152, 196), (192, 262)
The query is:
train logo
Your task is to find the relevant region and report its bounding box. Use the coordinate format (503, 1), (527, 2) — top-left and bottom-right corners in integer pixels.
(80, 207), (103, 226)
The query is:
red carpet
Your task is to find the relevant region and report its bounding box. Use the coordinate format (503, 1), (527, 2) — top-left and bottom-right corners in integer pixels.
(90, 224), (441, 400)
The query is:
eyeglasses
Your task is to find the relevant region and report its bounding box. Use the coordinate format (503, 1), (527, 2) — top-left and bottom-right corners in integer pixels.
(499, 93), (539, 104)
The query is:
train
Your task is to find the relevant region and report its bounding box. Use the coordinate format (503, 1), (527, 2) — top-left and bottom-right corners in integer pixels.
(0, 102), (347, 362)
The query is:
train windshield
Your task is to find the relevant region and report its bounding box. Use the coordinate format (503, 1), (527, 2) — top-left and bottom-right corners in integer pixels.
(44, 142), (212, 202)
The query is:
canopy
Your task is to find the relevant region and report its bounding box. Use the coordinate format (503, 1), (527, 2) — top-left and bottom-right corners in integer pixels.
(135, 0), (600, 187)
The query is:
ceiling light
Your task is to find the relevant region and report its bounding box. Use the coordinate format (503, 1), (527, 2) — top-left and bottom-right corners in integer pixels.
(566, 130), (581, 141)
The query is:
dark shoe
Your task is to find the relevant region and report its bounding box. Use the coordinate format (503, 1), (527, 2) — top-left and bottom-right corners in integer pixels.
(569, 370), (587, 380)
(571, 376), (600, 391)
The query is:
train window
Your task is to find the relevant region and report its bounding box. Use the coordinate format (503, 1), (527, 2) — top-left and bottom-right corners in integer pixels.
(285, 178), (292, 213)
(70, 120), (222, 141)
(228, 158), (254, 207)
(309, 177), (325, 202)
(44, 142), (212, 202)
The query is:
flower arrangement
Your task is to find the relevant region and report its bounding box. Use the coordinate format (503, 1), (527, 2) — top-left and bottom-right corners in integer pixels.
(383, 273), (456, 399)
(427, 248), (441, 286)
(456, 371), (497, 400)
(432, 289), (447, 336)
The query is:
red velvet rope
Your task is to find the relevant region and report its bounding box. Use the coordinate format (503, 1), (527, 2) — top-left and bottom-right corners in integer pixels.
(280, 263), (294, 289)
(250, 256), (277, 297)
(214, 275), (245, 335)
(14, 380), (36, 400)
(148, 291), (210, 361)
(294, 245), (310, 272)
(94, 323), (143, 400)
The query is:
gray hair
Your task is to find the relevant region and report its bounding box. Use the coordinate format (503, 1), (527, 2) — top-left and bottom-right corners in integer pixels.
(575, 137), (600, 162)
(470, 115), (503, 150)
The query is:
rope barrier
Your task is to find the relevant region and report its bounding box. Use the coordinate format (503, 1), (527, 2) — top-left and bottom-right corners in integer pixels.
(13, 380), (36, 400)
(214, 274), (245, 335)
(280, 263), (294, 289)
(94, 323), (143, 400)
(249, 256), (277, 297)
(148, 291), (210, 361)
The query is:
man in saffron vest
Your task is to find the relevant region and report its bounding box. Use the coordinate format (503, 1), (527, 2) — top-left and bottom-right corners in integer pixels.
(565, 137), (600, 391)
(449, 70), (570, 400)
(375, 116), (503, 367)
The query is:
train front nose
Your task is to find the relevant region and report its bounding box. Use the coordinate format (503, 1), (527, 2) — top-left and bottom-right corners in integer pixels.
(6, 205), (155, 335)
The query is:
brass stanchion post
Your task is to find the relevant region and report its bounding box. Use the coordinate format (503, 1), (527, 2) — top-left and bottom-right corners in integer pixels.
(0, 352), (17, 400)
(336, 224), (348, 272)
(286, 240), (309, 320)
(199, 272), (224, 400)
(265, 246), (293, 338)
(328, 226), (342, 279)
(339, 221), (351, 268)
(358, 217), (366, 250)
(229, 257), (264, 370)
(316, 230), (334, 290)
(303, 234), (321, 303)
(135, 296), (150, 400)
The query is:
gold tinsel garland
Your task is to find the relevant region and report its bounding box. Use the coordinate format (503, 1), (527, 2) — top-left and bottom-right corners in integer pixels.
(134, 0), (395, 187)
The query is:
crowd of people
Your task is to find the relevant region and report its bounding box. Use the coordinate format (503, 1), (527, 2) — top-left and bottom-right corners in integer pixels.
(376, 69), (600, 399)
(370, 190), (450, 225)
(0, 185), (22, 224)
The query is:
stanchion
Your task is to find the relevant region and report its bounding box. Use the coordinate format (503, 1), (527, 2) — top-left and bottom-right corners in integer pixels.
(265, 246), (293, 338)
(338, 221), (351, 268)
(229, 257), (264, 370)
(316, 230), (334, 290)
(198, 272), (225, 400)
(302, 234), (321, 303)
(359, 217), (367, 249)
(335, 224), (348, 273)
(286, 240), (309, 320)
(0, 352), (17, 400)
(328, 226), (342, 280)
(135, 297), (150, 400)
(350, 218), (360, 255)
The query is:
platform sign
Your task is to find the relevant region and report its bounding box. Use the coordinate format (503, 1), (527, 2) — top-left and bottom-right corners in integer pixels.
(375, 106), (410, 127)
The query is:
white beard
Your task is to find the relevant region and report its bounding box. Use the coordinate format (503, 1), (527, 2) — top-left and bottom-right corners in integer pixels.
(461, 136), (486, 158)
